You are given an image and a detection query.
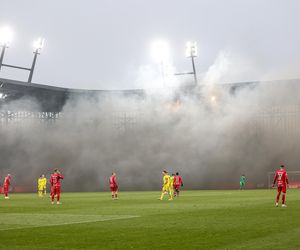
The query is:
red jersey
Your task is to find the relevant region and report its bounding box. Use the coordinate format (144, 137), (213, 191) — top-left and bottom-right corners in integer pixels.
(273, 169), (289, 187)
(50, 173), (64, 187)
(173, 175), (183, 186)
(109, 175), (117, 187)
(4, 176), (10, 187)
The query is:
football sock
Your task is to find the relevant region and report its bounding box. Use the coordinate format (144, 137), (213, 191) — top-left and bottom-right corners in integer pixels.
(282, 194), (285, 204)
(276, 192), (281, 203)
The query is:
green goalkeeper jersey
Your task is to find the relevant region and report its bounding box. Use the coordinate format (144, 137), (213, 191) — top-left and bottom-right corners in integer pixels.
(240, 176), (246, 183)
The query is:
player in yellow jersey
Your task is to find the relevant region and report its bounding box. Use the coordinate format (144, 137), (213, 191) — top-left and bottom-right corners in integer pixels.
(169, 174), (175, 198)
(38, 174), (47, 197)
(159, 170), (173, 201)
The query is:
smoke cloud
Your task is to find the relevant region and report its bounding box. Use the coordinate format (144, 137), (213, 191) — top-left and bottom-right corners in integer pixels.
(1, 52), (300, 192)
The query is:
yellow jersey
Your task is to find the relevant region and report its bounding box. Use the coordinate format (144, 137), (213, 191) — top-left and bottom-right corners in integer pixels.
(169, 176), (174, 189)
(38, 177), (47, 187)
(163, 175), (170, 186)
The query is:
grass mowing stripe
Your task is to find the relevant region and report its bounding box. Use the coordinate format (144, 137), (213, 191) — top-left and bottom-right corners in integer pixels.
(0, 214), (139, 231)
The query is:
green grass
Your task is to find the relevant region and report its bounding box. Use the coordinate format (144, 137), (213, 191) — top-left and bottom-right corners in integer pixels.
(0, 190), (300, 250)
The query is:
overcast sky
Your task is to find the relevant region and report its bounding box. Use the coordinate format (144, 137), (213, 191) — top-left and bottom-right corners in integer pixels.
(1, 0), (300, 89)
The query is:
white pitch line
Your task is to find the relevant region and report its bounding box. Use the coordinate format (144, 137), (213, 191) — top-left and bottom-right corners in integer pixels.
(0, 215), (140, 232)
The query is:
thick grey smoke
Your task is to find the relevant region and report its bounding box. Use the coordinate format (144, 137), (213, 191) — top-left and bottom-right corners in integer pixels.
(1, 78), (300, 192)
(1, 48), (300, 191)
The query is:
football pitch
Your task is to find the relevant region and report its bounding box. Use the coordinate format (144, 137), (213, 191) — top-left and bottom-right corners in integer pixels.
(0, 190), (300, 250)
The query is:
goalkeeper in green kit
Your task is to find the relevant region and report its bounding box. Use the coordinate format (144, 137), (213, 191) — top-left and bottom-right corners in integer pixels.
(240, 175), (246, 189)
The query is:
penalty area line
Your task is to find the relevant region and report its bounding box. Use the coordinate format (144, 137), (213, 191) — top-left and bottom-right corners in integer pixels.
(0, 215), (140, 232)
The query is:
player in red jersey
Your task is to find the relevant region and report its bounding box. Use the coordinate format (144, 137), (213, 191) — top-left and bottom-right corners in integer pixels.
(173, 172), (183, 197)
(272, 165), (289, 207)
(49, 172), (53, 198)
(50, 169), (64, 204)
(3, 174), (11, 199)
(109, 173), (118, 200)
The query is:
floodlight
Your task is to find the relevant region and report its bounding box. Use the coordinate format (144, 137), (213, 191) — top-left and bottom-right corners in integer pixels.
(0, 26), (13, 47)
(33, 37), (45, 51)
(151, 40), (170, 63)
(0, 27), (45, 83)
(210, 95), (216, 102)
(185, 41), (197, 58)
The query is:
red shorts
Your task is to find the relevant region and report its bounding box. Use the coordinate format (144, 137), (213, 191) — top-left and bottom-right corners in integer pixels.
(110, 186), (118, 192)
(278, 185), (286, 193)
(52, 186), (61, 195)
(174, 185), (181, 190)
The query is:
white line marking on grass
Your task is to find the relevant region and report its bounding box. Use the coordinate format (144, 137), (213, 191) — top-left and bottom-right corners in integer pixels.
(0, 214), (139, 231)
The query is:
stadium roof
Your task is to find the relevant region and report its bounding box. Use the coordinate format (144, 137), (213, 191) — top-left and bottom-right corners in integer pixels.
(0, 78), (146, 112)
(1, 77), (300, 112)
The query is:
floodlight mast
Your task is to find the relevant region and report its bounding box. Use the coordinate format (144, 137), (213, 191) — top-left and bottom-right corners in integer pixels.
(0, 26), (13, 71)
(174, 41), (198, 87)
(0, 27), (44, 83)
(151, 40), (170, 86)
(28, 38), (45, 83)
(0, 45), (7, 71)
(185, 41), (198, 86)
